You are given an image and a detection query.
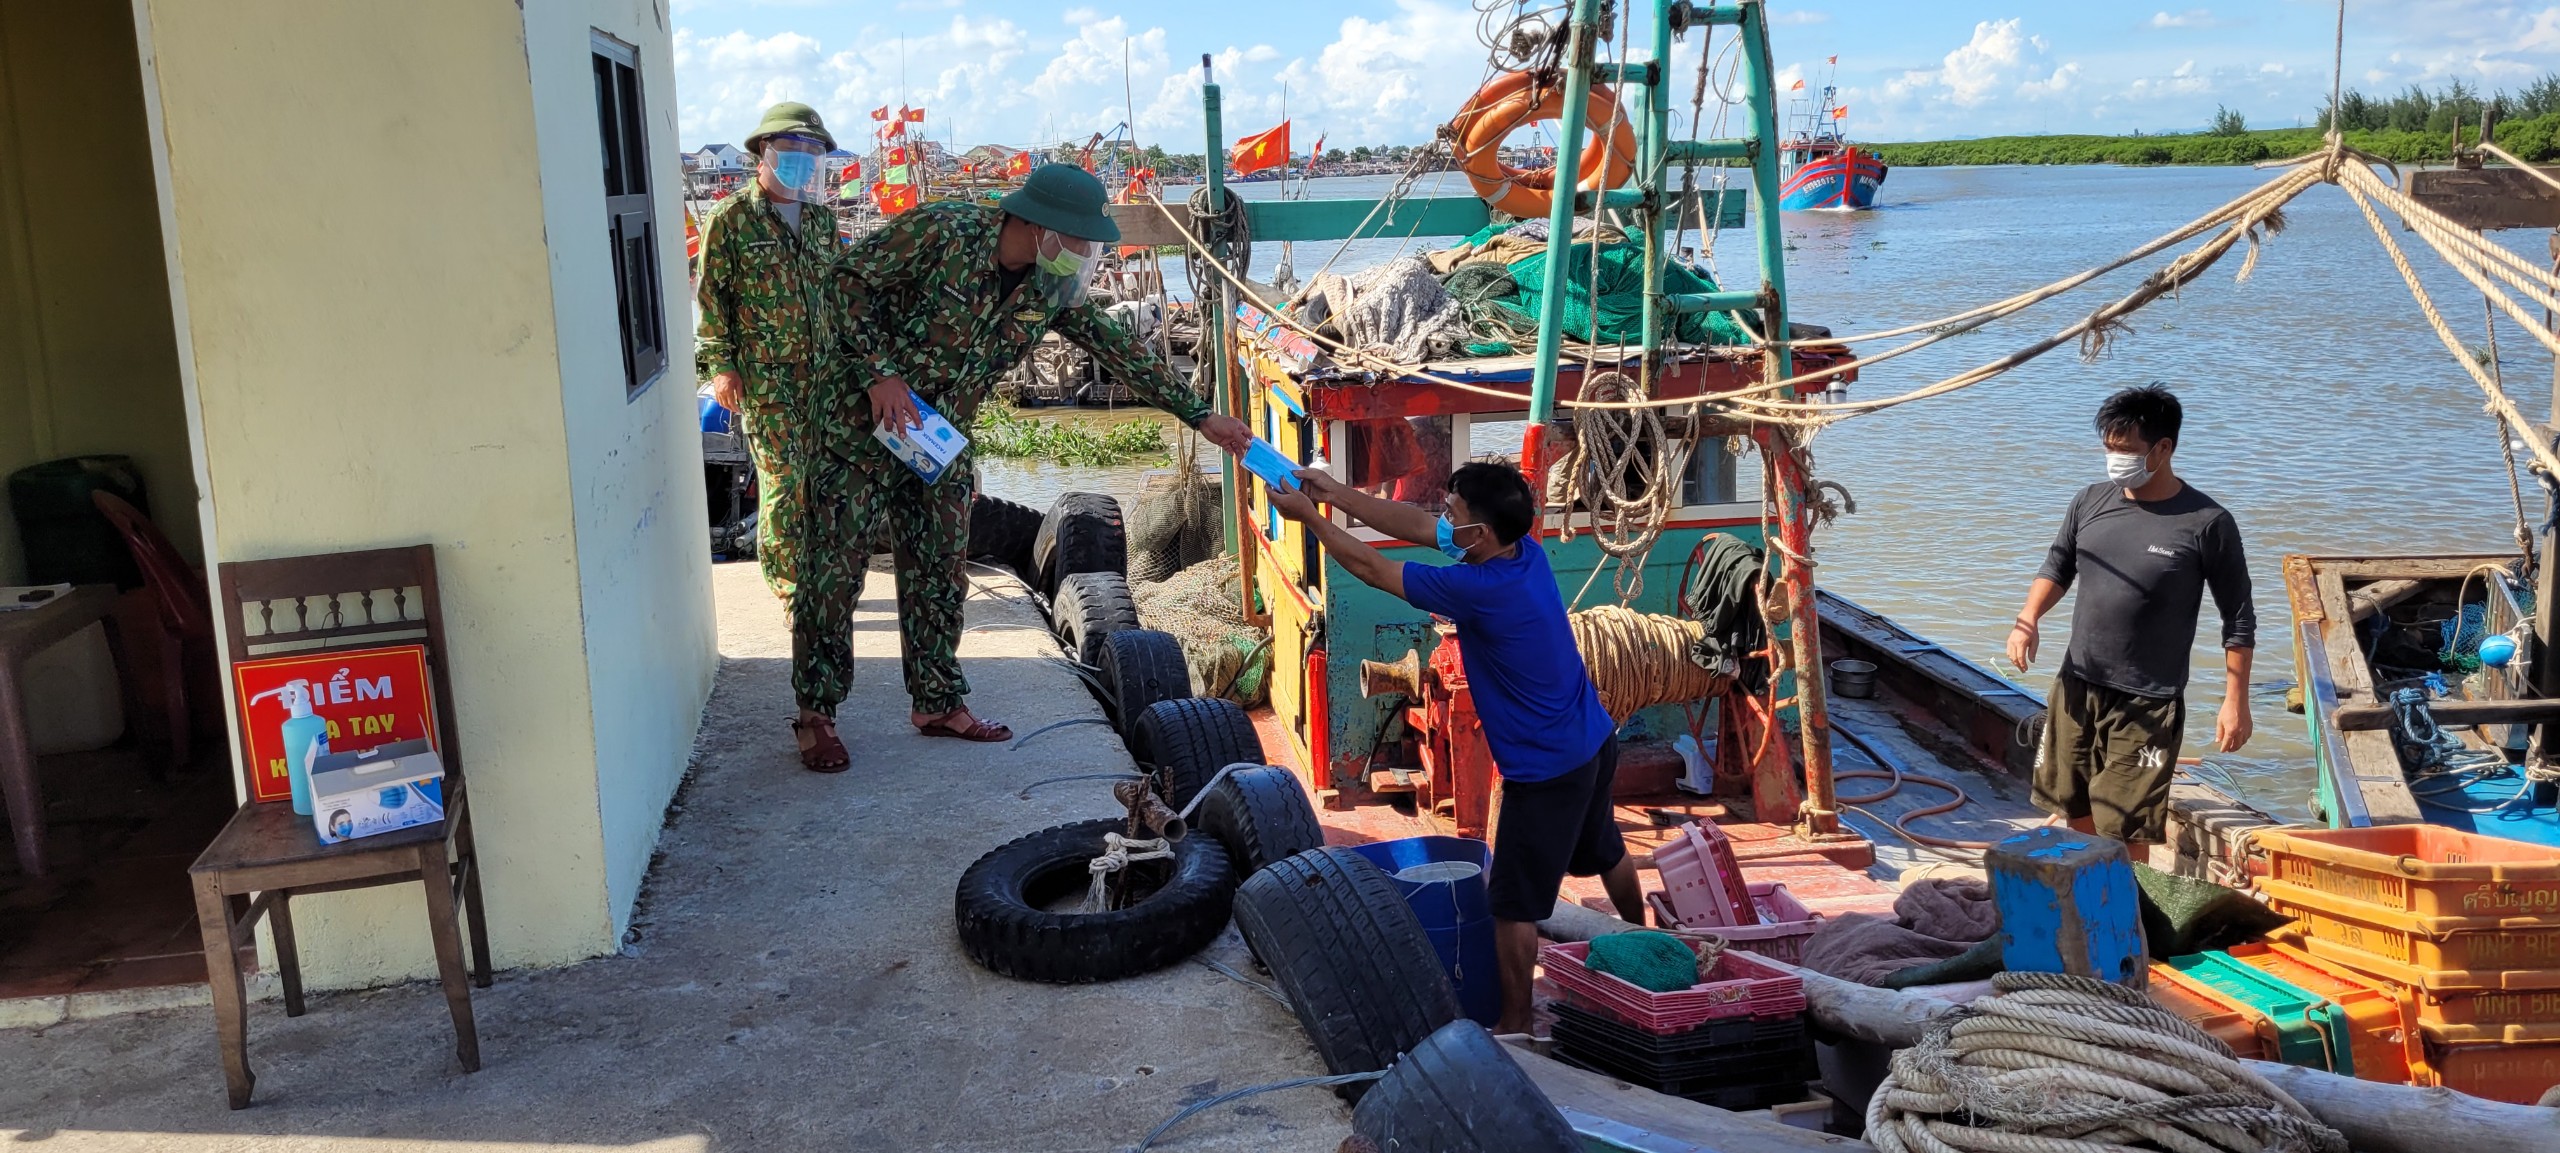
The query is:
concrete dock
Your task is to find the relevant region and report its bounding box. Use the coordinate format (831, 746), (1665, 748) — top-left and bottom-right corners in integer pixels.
(0, 561), (1349, 1151)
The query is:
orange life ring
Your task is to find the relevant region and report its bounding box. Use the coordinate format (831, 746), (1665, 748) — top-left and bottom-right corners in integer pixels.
(1450, 72), (1637, 220)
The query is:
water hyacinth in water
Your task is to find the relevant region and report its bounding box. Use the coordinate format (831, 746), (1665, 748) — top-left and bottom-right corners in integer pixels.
(976, 406), (1172, 467)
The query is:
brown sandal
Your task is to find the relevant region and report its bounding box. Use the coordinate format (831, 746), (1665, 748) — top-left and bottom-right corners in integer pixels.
(793, 718), (850, 772)
(915, 710), (1012, 743)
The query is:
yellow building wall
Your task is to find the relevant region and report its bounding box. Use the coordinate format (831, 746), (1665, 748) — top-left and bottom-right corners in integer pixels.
(135, 0), (657, 982)
(0, 0), (196, 583)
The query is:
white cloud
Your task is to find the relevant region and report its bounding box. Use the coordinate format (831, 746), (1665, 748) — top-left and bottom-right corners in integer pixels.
(2260, 61), (2289, 75)
(1061, 6), (1097, 23)
(1772, 9), (1830, 25)
(2019, 62), (2081, 98)
(1888, 18), (2030, 108)
(2149, 9), (2221, 29)
(2125, 58), (2213, 100)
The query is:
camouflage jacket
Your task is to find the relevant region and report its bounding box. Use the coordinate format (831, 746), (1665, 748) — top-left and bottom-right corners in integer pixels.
(833, 202), (1208, 431)
(695, 181), (839, 386)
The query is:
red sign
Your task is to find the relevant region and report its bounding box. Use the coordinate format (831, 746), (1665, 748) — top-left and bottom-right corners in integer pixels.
(230, 645), (439, 804)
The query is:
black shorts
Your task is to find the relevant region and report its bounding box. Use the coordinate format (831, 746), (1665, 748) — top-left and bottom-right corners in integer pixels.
(2035, 670), (2185, 843)
(1486, 736), (1626, 923)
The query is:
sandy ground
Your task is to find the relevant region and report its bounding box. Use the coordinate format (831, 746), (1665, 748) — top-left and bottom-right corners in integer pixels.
(0, 560), (1348, 1152)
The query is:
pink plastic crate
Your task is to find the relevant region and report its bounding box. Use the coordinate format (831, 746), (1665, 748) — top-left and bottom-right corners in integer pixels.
(1647, 882), (1826, 966)
(1653, 821), (1755, 928)
(1541, 938), (1807, 1035)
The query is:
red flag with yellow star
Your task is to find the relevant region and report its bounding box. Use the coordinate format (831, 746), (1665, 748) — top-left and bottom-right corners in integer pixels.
(1230, 121), (1290, 175)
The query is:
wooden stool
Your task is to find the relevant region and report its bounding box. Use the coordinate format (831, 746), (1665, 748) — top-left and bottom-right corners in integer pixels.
(189, 797), (488, 1107)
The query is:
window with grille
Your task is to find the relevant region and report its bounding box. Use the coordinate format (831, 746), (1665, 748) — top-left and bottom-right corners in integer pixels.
(593, 34), (665, 398)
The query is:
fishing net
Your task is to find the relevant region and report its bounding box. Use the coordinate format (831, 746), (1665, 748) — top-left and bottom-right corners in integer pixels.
(1584, 930), (1704, 993)
(1133, 553), (1272, 707)
(1296, 255), (1466, 363)
(1128, 468), (1221, 583)
(1448, 241), (1751, 356)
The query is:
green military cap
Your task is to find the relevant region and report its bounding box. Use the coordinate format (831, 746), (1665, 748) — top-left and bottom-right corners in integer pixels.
(999, 164), (1119, 244)
(745, 101), (834, 152)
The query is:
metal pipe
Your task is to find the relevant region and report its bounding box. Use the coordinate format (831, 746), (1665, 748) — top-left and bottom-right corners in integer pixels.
(1666, 289), (1760, 314)
(1525, 0), (1606, 428)
(1203, 57), (1240, 558)
(1637, 0), (1673, 386)
(1665, 138), (1756, 163)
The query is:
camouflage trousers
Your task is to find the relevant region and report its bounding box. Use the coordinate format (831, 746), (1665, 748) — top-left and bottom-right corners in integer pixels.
(738, 361), (819, 605)
(792, 436), (973, 716)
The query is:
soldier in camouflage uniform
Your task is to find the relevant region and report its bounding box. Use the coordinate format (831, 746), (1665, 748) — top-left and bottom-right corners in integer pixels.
(794, 165), (1250, 757)
(697, 102), (838, 606)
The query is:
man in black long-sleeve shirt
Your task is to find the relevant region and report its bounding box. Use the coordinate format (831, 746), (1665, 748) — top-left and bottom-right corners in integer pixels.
(2006, 385), (2256, 846)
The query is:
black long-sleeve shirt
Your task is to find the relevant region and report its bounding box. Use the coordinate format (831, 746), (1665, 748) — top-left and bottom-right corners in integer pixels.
(2037, 481), (2255, 700)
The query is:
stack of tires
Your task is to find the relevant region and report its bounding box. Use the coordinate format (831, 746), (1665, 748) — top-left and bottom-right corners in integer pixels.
(957, 492), (1574, 1149)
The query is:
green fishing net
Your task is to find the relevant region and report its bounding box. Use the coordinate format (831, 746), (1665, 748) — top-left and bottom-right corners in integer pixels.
(1584, 930), (1702, 993)
(1447, 241), (1749, 356)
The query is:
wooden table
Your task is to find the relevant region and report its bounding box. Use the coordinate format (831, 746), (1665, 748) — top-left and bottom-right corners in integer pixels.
(0, 584), (124, 876)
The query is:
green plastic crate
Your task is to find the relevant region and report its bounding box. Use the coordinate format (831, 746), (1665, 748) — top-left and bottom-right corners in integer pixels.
(2165, 951), (2356, 1075)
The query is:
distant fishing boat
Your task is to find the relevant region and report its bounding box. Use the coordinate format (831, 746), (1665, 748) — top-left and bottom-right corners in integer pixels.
(1778, 62), (1885, 211)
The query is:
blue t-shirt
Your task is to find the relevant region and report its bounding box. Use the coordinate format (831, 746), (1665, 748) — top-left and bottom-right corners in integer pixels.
(1402, 540), (1615, 783)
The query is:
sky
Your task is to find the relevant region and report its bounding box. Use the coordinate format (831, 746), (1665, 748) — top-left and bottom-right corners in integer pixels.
(670, 1), (2560, 152)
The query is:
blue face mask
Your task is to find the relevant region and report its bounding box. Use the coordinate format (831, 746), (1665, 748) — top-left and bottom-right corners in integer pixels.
(769, 150), (819, 200)
(1436, 516), (1484, 561)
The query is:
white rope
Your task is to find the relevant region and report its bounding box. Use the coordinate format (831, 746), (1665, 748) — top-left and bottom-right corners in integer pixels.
(1866, 973), (2348, 1153)
(1080, 831), (1174, 913)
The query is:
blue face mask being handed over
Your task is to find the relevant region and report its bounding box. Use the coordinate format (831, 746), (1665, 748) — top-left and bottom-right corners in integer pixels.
(1435, 515), (1484, 561)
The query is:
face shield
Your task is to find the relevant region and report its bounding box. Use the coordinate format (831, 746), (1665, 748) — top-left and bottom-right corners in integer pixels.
(1033, 229), (1103, 308)
(763, 135), (828, 201)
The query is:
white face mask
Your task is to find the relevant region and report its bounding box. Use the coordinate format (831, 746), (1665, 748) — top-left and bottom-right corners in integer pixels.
(2105, 450), (2153, 490)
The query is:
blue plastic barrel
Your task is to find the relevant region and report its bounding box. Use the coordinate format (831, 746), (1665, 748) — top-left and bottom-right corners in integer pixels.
(1351, 836), (1500, 1026)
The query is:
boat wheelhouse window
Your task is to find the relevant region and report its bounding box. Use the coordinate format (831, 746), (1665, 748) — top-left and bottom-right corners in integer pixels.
(593, 32), (666, 399)
(1341, 416), (1453, 513)
(1682, 434), (1744, 506)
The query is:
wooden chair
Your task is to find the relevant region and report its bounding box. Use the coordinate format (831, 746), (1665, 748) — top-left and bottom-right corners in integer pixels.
(188, 544), (490, 1108)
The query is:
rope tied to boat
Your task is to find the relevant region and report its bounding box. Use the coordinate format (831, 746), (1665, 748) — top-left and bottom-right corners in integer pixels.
(1866, 972), (2348, 1153)
(1081, 832), (1173, 913)
(1555, 371), (1688, 599)
(1569, 605), (1728, 721)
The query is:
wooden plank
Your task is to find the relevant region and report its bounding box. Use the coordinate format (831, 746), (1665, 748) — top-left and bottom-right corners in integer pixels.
(2314, 566), (2427, 824)
(2323, 554), (2514, 580)
(2334, 695), (2560, 732)
(2283, 554), (2326, 623)
(2409, 165), (2560, 231)
(1498, 1038), (1870, 1152)
(2347, 577), (2429, 622)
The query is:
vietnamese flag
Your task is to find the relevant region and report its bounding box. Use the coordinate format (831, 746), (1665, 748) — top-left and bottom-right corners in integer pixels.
(1832, 106), (1848, 119)
(870, 106), (890, 121)
(840, 160), (860, 181)
(1790, 78), (1805, 91)
(1005, 151), (1032, 177)
(873, 182), (916, 214)
(1231, 122), (1289, 175)
(901, 106), (927, 123)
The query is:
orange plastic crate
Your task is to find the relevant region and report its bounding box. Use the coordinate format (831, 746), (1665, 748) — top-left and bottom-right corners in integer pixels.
(2255, 826), (2560, 920)
(2223, 941), (2421, 1083)
(2259, 878), (2560, 973)
(2146, 962), (2269, 1062)
(2274, 925), (2560, 1030)
(2421, 1028), (2560, 1105)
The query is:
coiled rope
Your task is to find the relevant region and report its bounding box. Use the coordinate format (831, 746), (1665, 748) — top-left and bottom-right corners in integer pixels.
(1568, 605), (1727, 721)
(1555, 371), (1690, 599)
(1866, 972), (2348, 1153)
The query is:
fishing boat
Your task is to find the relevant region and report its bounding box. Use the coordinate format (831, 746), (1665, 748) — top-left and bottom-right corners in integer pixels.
(1058, 0), (2560, 1126)
(1777, 65), (1884, 211)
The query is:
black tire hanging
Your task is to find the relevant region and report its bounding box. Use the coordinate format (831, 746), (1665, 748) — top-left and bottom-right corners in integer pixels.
(967, 494), (1043, 579)
(1129, 697), (1264, 810)
(1052, 570), (1142, 667)
(1033, 491), (1126, 594)
(1097, 628), (1192, 729)
(1199, 765), (1324, 881)
(953, 818), (1237, 984)
(1350, 1021), (1581, 1153)
(1232, 847), (1461, 1099)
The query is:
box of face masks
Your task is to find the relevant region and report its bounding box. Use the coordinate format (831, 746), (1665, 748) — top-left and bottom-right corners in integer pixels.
(873, 392), (969, 484)
(308, 738), (446, 844)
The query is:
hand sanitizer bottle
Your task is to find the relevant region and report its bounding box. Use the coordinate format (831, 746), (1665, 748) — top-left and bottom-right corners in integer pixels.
(249, 679), (330, 815)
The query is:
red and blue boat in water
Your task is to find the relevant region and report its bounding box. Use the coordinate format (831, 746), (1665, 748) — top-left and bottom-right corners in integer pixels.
(1777, 67), (1885, 211)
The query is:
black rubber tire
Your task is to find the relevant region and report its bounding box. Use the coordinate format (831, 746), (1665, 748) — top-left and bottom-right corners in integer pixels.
(1033, 491), (1127, 594)
(1233, 847), (1461, 1098)
(1052, 571), (1141, 668)
(1199, 765), (1324, 880)
(1129, 697), (1264, 810)
(1097, 628), (1191, 729)
(967, 494), (1043, 578)
(1351, 1020), (1581, 1152)
(954, 818), (1237, 984)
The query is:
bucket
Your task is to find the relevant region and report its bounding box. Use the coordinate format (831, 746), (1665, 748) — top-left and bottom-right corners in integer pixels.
(1351, 835), (1500, 1027)
(1829, 658), (1877, 700)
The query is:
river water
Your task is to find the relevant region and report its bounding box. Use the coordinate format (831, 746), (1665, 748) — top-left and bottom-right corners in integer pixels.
(975, 166), (2559, 822)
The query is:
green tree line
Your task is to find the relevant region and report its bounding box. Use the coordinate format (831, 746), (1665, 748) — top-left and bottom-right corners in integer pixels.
(1874, 74), (2560, 167)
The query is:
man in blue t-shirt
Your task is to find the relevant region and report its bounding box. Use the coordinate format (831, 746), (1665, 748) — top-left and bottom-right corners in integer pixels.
(1269, 462), (1641, 1034)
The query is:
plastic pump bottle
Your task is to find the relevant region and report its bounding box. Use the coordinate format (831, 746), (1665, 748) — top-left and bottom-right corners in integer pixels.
(249, 679), (330, 815)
